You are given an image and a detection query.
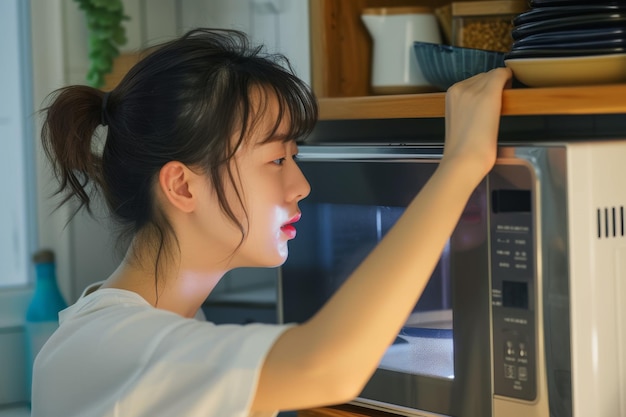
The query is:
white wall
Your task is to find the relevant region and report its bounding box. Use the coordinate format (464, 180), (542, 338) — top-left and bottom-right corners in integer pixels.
(0, 0), (36, 288)
(178, 0), (311, 82)
(0, 0), (58, 405)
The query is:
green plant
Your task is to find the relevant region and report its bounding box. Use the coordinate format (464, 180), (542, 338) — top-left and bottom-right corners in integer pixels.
(74, 0), (129, 89)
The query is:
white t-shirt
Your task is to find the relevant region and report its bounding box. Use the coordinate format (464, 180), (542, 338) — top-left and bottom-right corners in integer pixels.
(31, 286), (291, 417)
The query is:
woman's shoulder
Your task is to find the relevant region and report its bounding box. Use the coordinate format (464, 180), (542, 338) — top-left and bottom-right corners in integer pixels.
(58, 283), (154, 324)
(55, 282), (292, 359)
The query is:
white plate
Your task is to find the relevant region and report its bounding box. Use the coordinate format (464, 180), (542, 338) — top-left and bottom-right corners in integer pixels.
(505, 53), (626, 87)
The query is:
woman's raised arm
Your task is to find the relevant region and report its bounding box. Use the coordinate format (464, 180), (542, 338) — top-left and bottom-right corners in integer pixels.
(253, 67), (513, 412)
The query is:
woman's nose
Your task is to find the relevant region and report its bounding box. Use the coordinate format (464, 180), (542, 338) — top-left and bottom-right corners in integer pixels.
(288, 160), (311, 202)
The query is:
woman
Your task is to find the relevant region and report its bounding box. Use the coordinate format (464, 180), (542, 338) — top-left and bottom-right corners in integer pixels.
(32, 28), (512, 417)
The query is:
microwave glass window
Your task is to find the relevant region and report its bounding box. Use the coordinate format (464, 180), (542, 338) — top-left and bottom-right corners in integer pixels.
(287, 201), (454, 380)
(379, 239), (453, 380)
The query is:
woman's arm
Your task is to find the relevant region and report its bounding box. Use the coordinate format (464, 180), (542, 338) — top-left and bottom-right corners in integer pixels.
(252, 68), (513, 412)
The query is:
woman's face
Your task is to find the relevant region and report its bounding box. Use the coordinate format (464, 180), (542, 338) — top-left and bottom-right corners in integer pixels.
(231, 136), (310, 267)
(193, 93), (311, 269)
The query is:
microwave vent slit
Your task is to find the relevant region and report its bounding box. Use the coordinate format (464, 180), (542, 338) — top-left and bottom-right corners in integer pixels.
(597, 206), (625, 239)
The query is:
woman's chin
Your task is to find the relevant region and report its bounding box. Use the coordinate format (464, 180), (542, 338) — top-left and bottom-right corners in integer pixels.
(248, 249), (289, 269)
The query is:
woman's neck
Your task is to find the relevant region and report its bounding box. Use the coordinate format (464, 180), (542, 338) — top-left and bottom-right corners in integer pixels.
(100, 247), (225, 318)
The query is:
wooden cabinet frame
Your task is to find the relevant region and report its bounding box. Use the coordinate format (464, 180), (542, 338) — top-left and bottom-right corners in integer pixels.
(310, 0), (452, 98)
(308, 0), (626, 120)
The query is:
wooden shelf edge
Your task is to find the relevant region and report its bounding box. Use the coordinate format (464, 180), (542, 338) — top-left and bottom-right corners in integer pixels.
(317, 83), (626, 120)
(318, 92), (446, 120)
(504, 83), (626, 116)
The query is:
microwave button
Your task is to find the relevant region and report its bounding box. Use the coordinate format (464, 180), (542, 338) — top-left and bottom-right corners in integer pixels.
(519, 342), (527, 358)
(505, 340), (516, 357)
(518, 366), (528, 381)
(504, 364), (517, 379)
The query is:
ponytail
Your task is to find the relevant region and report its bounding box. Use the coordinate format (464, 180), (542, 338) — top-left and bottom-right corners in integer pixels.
(41, 86), (107, 214)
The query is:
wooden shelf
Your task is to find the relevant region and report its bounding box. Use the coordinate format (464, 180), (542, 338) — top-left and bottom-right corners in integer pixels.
(318, 83), (626, 120)
(310, 2), (626, 121)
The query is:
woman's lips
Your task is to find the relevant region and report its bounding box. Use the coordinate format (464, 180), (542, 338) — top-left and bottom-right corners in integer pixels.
(281, 213), (301, 239)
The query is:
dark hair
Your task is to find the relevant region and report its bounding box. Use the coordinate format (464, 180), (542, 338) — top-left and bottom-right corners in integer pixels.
(41, 28), (318, 281)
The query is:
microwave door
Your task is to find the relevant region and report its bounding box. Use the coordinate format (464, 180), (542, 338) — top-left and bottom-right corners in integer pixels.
(279, 147), (492, 417)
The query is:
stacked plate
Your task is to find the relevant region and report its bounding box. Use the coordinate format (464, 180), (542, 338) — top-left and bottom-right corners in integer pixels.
(504, 0), (626, 87)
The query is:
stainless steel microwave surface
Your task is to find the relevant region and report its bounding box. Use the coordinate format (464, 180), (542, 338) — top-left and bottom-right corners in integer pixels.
(278, 142), (626, 417)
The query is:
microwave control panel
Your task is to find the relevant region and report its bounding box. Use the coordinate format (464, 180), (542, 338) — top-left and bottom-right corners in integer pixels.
(489, 165), (537, 401)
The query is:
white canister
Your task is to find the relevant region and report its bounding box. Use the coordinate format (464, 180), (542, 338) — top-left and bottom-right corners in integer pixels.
(362, 7), (442, 94)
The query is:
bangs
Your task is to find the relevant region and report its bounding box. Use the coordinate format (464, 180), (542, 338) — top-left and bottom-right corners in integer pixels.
(271, 73), (318, 143)
(242, 71), (318, 147)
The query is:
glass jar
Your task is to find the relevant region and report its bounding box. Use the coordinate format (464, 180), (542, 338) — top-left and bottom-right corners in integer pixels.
(452, 0), (528, 52)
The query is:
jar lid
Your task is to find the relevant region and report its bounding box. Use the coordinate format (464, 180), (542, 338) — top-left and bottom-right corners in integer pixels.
(362, 6), (433, 16)
(33, 249), (55, 264)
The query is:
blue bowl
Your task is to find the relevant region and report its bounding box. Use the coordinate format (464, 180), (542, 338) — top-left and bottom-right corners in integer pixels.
(413, 42), (506, 91)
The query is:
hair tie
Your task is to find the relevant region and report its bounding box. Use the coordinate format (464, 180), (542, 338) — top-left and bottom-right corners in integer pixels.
(101, 92), (111, 127)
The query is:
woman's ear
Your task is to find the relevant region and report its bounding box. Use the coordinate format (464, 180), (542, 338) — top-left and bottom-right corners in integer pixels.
(158, 161), (196, 213)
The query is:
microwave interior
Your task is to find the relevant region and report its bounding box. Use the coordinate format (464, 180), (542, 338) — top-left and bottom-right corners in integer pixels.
(280, 153), (536, 417)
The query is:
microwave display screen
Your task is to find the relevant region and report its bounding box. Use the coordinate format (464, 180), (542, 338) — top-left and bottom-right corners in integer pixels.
(502, 280), (529, 309)
(492, 189), (531, 213)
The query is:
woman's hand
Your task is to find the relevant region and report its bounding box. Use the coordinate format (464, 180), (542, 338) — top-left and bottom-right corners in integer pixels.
(442, 67), (513, 184)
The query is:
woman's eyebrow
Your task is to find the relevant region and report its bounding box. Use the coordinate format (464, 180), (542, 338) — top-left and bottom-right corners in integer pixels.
(255, 133), (292, 146)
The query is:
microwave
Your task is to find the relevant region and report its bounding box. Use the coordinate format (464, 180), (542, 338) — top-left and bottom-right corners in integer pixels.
(278, 141), (626, 417)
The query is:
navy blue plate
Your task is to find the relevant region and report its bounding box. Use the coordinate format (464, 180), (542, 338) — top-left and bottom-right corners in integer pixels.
(505, 47), (626, 60)
(512, 37), (626, 51)
(512, 13), (626, 40)
(512, 27), (626, 48)
(530, 0), (623, 7)
(514, 5), (626, 26)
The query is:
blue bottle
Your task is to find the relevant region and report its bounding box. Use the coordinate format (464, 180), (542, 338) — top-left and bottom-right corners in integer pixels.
(25, 249), (67, 402)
